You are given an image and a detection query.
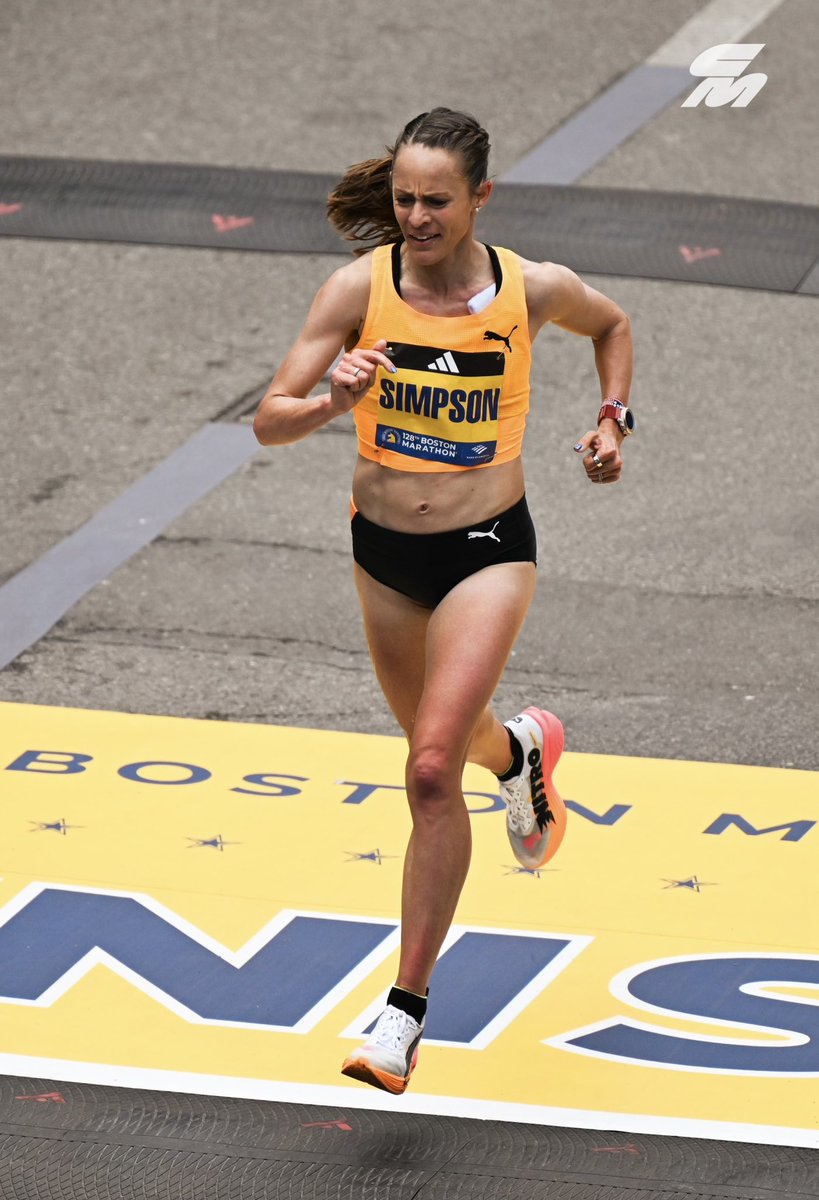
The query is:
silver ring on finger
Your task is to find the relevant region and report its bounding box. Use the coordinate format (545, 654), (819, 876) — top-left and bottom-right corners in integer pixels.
(598, 470), (605, 483)
(352, 366), (362, 378)
(592, 453), (603, 470)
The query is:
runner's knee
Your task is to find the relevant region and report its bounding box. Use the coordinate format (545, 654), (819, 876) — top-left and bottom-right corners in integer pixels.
(406, 746), (461, 813)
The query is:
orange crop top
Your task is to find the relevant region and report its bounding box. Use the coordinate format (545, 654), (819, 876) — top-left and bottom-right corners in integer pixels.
(353, 243), (532, 471)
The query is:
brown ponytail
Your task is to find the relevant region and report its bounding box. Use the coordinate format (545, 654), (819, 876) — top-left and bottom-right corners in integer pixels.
(326, 153), (398, 251)
(327, 108), (490, 252)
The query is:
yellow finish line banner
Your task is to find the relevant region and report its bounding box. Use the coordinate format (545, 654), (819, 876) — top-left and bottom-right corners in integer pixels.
(0, 701), (817, 1148)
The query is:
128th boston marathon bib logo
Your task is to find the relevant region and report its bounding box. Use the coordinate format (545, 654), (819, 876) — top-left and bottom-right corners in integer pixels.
(377, 341), (506, 467)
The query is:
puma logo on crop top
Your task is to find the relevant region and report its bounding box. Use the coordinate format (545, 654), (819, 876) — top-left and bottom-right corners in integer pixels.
(353, 243), (532, 473)
(483, 325), (518, 354)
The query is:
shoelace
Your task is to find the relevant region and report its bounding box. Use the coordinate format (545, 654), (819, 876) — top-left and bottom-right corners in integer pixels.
(371, 1008), (413, 1052)
(503, 777), (537, 834)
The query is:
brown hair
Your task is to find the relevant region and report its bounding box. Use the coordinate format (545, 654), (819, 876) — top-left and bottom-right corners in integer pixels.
(326, 108), (490, 250)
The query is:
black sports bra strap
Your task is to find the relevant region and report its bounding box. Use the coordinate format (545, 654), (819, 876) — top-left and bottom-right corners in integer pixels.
(390, 240), (503, 298)
(485, 244), (503, 292)
(391, 240), (403, 295)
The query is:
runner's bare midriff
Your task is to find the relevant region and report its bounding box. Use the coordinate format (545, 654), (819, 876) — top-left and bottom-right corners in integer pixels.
(352, 456), (525, 533)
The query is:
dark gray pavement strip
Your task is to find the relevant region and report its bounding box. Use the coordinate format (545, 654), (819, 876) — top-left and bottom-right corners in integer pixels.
(482, 186), (819, 294)
(0, 157), (344, 254)
(501, 65), (693, 185)
(797, 260), (819, 294)
(1, 156), (818, 293)
(0, 423), (258, 671)
(0, 1076), (817, 1197)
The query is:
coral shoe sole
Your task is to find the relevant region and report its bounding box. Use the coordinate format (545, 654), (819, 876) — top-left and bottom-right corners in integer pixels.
(520, 707), (566, 866)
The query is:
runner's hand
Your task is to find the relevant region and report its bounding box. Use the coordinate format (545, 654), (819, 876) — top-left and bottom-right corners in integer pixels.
(573, 427), (623, 484)
(329, 339), (395, 414)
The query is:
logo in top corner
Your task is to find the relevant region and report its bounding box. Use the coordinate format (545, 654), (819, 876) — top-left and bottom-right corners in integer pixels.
(483, 325), (518, 353)
(682, 44), (767, 108)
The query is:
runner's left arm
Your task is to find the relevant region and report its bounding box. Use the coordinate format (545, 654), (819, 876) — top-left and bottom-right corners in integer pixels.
(525, 261), (633, 483)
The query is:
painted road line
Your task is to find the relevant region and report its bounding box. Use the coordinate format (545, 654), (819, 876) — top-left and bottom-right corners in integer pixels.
(648, 0), (787, 67)
(501, 65), (692, 185)
(0, 423), (258, 670)
(502, 0), (788, 184)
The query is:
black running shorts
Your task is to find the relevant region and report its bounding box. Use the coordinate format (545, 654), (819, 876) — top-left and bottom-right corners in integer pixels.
(351, 494), (537, 609)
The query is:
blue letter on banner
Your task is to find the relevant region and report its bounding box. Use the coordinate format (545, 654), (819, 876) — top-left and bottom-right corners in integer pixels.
(704, 813), (815, 842)
(117, 761), (211, 785)
(426, 932), (576, 1043)
(0, 888), (396, 1028)
(6, 750), (92, 774)
(362, 930), (579, 1045)
(560, 955), (819, 1073)
(565, 801), (631, 825)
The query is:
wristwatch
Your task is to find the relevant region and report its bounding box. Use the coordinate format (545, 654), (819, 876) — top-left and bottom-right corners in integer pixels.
(597, 398), (635, 437)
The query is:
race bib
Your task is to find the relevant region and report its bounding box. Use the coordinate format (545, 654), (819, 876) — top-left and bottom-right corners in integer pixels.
(375, 341), (506, 467)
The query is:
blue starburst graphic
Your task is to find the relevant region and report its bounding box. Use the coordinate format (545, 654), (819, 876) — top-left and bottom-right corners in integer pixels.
(504, 864), (546, 878)
(662, 875), (716, 893)
(186, 835), (239, 851)
(344, 849), (397, 865)
(29, 819), (80, 835)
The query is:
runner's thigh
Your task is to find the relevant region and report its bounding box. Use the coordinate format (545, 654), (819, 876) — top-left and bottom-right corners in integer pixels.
(354, 563), (432, 737)
(413, 561), (536, 759)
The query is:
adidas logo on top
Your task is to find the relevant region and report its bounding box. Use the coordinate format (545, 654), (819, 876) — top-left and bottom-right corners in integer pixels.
(427, 351), (459, 373)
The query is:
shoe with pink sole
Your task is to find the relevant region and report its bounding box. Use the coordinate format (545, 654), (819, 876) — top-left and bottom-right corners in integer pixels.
(500, 708), (566, 869)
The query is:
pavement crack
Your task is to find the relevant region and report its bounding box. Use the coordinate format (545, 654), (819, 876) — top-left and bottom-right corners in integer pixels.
(155, 534), (348, 557)
(561, 577), (819, 606)
(47, 626), (370, 662)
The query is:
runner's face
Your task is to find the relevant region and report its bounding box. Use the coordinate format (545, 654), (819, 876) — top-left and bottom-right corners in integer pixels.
(392, 144), (478, 261)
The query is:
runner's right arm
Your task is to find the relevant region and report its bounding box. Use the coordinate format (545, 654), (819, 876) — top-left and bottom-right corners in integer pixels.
(253, 258), (393, 446)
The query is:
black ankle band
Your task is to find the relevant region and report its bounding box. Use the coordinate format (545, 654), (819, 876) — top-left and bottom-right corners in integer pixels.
(497, 727), (524, 781)
(388, 985), (428, 1025)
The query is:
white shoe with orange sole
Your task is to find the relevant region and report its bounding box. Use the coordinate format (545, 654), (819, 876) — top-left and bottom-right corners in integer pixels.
(341, 1005), (423, 1094)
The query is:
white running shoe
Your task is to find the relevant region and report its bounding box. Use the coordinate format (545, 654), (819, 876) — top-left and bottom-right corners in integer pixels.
(341, 1005), (424, 1094)
(500, 707), (566, 870)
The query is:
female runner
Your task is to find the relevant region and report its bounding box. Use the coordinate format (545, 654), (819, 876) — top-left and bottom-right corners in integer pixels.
(253, 107), (634, 1095)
